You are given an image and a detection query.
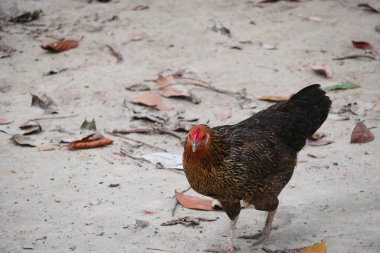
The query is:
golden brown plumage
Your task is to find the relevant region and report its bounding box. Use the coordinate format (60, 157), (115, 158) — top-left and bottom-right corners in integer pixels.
(183, 84), (332, 252)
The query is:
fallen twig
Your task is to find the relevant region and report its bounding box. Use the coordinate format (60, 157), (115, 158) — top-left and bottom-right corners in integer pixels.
(29, 114), (79, 121)
(112, 127), (183, 142)
(105, 129), (168, 152)
(333, 54), (376, 61)
(172, 186), (191, 216)
(106, 45), (123, 63)
(100, 154), (114, 164)
(146, 247), (178, 253)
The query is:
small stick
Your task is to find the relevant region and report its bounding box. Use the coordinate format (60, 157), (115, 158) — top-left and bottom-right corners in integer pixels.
(106, 45), (123, 63)
(171, 186), (192, 216)
(111, 128), (183, 143)
(100, 154), (114, 165)
(146, 247), (177, 253)
(333, 54), (375, 61)
(29, 114), (79, 121)
(105, 130), (168, 152)
(173, 81), (243, 98)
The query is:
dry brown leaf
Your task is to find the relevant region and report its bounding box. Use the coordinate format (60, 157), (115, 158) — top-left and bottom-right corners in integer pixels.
(158, 86), (201, 104)
(126, 83), (151, 91)
(352, 40), (374, 50)
(67, 133), (113, 149)
(0, 118), (13, 125)
(19, 120), (42, 135)
(350, 122), (375, 144)
(357, 3), (380, 14)
(299, 240), (326, 253)
(130, 91), (170, 111)
(132, 113), (168, 124)
(31, 93), (54, 109)
(175, 190), (214, 211)
(11, 134), (38, 147)
(311, 63), (333, 78)
(258, 95), (289, 102)
(41, 39), (79, 53)
(156, 75), (176, 89)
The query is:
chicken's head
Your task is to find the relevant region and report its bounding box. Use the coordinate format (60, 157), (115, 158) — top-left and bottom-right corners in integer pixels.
(188, 125), (210, 152)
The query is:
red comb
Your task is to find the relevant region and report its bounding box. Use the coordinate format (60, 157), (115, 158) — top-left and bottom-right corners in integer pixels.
(193, 126), (200, 141)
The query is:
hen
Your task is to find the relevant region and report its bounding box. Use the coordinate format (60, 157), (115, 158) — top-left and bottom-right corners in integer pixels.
(183, 84), (331, 252)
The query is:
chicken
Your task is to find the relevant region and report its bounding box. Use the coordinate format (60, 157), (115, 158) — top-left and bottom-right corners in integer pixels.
(183, 84), (331, 252)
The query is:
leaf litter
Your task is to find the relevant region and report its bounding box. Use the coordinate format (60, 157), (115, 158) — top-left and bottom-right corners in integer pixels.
(175, 190), (215, 211)
(350, 122), (375, 144)
(9, 10), (43, 23)
(161, 216), (218, 226)
(41, 39), (79, 53)
(130, 91), (171, 111)
(310, 63), (332, 79)
(67, 133), (113, 149)
(19, 120), (42, 135)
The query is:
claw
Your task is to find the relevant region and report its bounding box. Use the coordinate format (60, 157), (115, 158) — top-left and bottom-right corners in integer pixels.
(239, 231), (268, 246)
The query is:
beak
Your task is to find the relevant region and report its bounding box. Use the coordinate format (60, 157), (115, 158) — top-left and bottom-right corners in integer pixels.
(191, 141), (198, 152)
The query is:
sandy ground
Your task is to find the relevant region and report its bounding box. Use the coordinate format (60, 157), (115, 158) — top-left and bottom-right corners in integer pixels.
(1, 0), (380, 252)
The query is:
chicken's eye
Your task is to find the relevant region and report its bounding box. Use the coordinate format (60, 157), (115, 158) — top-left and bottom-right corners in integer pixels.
(202, 135), (207, 140)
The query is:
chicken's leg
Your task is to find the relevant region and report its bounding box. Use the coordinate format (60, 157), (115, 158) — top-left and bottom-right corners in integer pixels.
(223, 215), (239, 252)
(239, 209), (276, 246)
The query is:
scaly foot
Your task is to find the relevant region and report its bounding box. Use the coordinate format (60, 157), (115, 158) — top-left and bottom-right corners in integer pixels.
(239, 231), (268, 246)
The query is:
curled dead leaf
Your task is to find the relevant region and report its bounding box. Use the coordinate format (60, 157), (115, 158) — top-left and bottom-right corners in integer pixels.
(67, 133), (113, 149)
(299, 240), (326, 253)
(9, 10), (42, 23)
(156, 75), (175, 89)
(41, 39), (79, 53)
(0, 118), (13, 125)
(263, 240), (326, 253)
(19, 120), (42, 135)
(31, 93), (54, 109)
(357, 3), (380, 14)
(311, 63), (333, 79)
(126, 83), (151, 91)
(352, 40), (374, 50)
(130, 91), (170, 111)
(175, 190), (214, 211)
(11, 134), (40, 147)
(158, 86), (201, 104)
(350, 122), (374, 144)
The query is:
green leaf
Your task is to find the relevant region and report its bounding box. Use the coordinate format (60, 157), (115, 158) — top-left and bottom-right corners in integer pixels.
(325, 83), (360, 91)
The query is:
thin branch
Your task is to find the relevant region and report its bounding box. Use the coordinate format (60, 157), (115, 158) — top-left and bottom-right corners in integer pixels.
(105, 130), (168, 152)
(29, 114), (79, 121)
(171, 186), (192, 216)
(100, 154), (114, 165)
(146, 247), (178, 253)
(333, 54), (376, 61)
